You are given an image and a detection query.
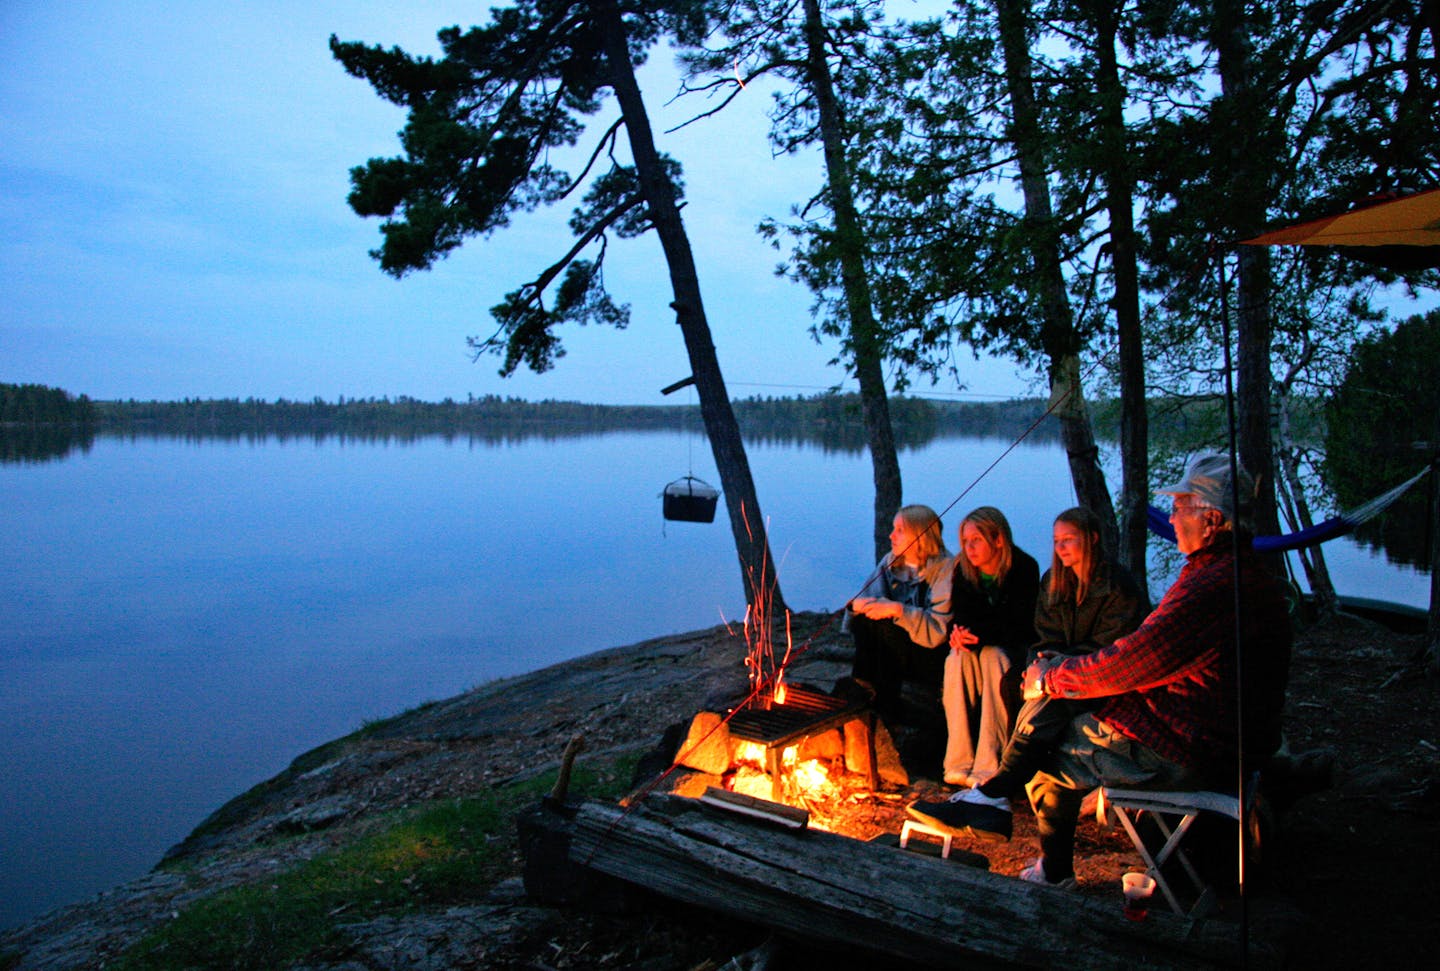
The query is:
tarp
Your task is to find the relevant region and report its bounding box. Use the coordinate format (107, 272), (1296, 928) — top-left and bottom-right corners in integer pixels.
(1239, 187), (1440, 269)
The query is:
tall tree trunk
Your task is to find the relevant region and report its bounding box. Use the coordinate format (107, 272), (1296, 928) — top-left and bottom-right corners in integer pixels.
(1214, 0), (1283, 575)
(994, 0), (1119, 550)
(1088, 0), (1149, 587)
(1427, 406), (1439, 677)
(801, 0), (903, 561)
(597, 1), (783, 609)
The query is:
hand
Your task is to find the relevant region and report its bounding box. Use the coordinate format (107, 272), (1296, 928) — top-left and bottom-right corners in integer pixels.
(949, 626), (979, 652)
(1021, 668), (1045, 700)
(1021, 657), (1053, 700)
(875, 599), (904, 620)
(854, 597), (902, 621)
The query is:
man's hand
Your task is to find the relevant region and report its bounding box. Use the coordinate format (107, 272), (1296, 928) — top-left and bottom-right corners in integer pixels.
(1021, 654), (1059, 700)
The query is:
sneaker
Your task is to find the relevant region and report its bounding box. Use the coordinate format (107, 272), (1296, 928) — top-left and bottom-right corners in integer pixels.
(1019, 858), (1078, 890)
(952, 788), (1011, 812)
(905, 791), (1013, 841)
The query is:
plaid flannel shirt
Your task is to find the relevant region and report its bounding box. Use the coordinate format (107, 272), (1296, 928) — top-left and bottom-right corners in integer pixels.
(1041, 540), (1289, 772)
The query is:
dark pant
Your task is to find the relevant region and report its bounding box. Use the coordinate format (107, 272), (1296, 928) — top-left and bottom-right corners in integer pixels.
(1026, 714), (1199, 880)
(980, 695), (1098, 797)
(850, 614), (945, 718)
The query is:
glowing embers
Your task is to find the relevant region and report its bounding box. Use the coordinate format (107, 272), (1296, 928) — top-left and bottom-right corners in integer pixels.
(728, 740), (836, 807)
(668, 687), (882, 834)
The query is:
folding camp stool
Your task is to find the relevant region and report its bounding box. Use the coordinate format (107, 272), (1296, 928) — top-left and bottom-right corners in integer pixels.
(1096, 785), (1246, 918)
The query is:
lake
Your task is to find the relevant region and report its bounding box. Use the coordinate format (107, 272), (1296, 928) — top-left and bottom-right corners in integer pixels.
(0, 429), (1430, 929)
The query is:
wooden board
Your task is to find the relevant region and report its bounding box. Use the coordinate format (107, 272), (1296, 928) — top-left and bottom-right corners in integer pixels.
(560, 795), (1281, 969)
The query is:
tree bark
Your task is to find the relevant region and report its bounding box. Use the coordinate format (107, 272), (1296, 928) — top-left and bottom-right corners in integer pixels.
(1213, 0), (1283, 576)
(1428, 406), (1439, 677)
(802, 0), (903, 561)
(597, 1), (783, 609)
(1088, 0), (1149, 587)
(994, 0), (1119, 550)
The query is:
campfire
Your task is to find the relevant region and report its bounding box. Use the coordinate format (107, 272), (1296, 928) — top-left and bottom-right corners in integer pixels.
(656, 588), (895, 834)
(659, 688), (887, 834)
(644, 510), (902, 836)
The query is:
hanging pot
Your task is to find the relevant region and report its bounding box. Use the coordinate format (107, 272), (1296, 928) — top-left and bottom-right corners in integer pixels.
(662, 475), (720, 523)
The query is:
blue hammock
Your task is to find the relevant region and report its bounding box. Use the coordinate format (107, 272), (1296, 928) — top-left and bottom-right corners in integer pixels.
(1147, 466), (1430, 552)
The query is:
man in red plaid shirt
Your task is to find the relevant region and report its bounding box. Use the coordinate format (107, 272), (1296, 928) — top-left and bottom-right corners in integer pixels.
(913, 452), (1293, 888)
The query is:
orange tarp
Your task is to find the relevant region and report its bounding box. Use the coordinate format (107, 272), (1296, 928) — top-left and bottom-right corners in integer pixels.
(1241, 187), (1440, 249)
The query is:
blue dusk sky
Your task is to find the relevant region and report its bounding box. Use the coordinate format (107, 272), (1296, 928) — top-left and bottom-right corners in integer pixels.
(1, 1), (1042, 407)
(3, 3), (1429, 408)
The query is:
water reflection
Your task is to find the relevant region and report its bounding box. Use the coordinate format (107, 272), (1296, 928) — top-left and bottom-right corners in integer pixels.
(0, 425), (97, 463)
(1351, 496), (1435, 571)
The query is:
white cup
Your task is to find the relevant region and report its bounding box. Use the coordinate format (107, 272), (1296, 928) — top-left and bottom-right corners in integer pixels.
(1122, 871), (1156, 920)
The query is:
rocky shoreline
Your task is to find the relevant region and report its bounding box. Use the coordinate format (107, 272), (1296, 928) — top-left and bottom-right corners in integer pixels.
(0, 613), (856, 970)
(4, 609), (1436, 969)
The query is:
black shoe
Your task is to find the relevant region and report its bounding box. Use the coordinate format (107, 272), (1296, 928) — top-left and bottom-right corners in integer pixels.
(905, 792), (1013, 842)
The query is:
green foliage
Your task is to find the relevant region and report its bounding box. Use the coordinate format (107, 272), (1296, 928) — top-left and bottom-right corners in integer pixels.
(114, 758), (635, 971)
(1324, 309), (1440, 505)
(115, 799), (503, 970)
(330, 2), (699, 379)
(0, 383), (96, 424)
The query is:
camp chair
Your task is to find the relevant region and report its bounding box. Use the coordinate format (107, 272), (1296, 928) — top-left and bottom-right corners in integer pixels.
(1097, 777), (1260, 918)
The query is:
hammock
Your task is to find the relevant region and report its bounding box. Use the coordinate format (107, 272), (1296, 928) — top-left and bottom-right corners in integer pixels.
(1147, 465), (1431, 552)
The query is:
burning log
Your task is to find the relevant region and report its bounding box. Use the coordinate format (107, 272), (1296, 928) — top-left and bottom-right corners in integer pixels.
(696, 787), (809, 830)
(540, 794), (1282, 969)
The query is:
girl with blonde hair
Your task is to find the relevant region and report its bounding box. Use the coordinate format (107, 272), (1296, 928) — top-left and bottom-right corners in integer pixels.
(909, 506), (1145, 841)
(923, 506), (1042, 789)
(847, 504), (955, 722)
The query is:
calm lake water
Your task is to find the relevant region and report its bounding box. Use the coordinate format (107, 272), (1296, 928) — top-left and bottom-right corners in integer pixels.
(1, 430), (1429, 929)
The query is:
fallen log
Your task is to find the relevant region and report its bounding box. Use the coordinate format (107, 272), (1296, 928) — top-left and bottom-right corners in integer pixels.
(546, 794), (1282, 969)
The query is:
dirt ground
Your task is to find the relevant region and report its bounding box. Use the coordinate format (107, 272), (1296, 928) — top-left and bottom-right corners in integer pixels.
(480, 609), (1440, 969)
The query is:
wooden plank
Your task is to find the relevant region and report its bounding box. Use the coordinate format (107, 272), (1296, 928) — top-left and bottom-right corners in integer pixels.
(696, 787), (809, 829)
(564, 795), (1279, 970)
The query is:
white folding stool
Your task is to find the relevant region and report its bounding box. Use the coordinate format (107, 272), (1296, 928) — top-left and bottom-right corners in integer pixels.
(1097, 785), (1249, 918)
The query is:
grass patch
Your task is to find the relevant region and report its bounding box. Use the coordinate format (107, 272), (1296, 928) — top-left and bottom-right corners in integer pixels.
(112, 756), (635, 971)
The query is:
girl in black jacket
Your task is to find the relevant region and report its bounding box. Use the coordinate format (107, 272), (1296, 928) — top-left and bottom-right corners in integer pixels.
(911, 506), (1146, 839)
(940, 506), (1041, 786)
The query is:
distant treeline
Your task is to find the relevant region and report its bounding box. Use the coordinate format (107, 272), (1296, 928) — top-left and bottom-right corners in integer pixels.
(3, 385), (1325, 463)
(88, 392), (1066, 444)
(0, 383), (97, 425)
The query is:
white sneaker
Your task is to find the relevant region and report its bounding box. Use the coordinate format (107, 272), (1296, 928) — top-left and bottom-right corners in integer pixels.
(1019, 858), (1078, 890)
(947, 788), (1010, 811)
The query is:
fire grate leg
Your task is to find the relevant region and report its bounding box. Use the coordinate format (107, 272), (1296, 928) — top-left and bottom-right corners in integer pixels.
(766, 746), (784, 803)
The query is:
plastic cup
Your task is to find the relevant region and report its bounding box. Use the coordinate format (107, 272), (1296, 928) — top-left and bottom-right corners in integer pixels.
(1122, 871), (1156, 921)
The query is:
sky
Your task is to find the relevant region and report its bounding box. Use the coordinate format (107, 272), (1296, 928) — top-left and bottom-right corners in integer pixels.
(0, 0), (1041, 407)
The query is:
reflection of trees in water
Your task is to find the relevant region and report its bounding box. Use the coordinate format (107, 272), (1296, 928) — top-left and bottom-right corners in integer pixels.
(1323, 311), (1439, 576)
(1350, 493), (1434, 573)
(0, 425), (97, 463)
(3, 395), (1067, 460)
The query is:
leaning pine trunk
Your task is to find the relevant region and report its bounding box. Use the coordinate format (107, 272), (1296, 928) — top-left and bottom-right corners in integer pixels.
(596, 0), (783, 609)
(1213, 0), (1284, 577)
